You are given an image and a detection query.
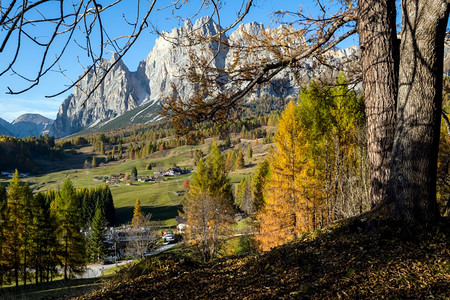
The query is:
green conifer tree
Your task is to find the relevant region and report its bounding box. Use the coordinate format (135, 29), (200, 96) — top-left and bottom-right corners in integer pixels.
(55, 178), (85, 280)
(184, 141), (233, 261)
(102, 186), (116, 226)
(0, 185), (7, 285)
(87, 206), (107, 262)
(247, 145), (253, 158)
(20, 183), (33, 287)
(251, 159), (270, 212)
(234, 150), (245, 170)
(4, 170), (32, 287)
(206, 141), (233, 204)
(4, 171), (22, 286)
(131, 167), (138, 180)
(30, 192), (58, 283)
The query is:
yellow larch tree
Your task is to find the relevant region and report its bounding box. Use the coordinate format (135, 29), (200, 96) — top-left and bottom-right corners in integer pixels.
(132, 199), (143, 228)
(256, 101), (310, 251)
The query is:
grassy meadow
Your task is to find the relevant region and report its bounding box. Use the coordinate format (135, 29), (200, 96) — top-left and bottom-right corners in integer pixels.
(17, 137), (271, 227)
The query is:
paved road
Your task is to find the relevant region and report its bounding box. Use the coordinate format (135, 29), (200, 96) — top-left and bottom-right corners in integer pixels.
(78, 259), (135, 279)
(78, 243), (176, 279)
(146, 243), (176, 256)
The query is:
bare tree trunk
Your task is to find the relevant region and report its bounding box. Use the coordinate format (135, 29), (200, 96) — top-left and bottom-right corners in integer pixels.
(14, 252), (18, 287)
(64, 235), (68, 280)
(386, 0), (449, 223)
(23, 248), (27, 287)
(325, 142), (332, 224)
(358, 0), (398, 207)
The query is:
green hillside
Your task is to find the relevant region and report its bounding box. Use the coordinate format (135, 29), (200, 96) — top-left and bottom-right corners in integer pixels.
(21, 138), (270, 227)
(73, 102), (162, 136)
(25, 144), (204, 226)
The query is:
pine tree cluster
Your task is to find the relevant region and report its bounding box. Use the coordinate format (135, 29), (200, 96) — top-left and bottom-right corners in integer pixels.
(0, 173), (88, 286)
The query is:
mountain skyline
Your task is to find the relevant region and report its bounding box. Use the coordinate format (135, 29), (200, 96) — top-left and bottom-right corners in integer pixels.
(0, 1), (353, 123)
(48, 17), (358, 138)
(0, 114), (54, 138)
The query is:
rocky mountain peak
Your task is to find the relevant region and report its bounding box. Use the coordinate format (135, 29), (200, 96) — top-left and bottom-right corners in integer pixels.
(50, 53), (145, 138)
(193, 16), (221, 37)
(49, 17), (358, 138)
(232, 22), (265, 40)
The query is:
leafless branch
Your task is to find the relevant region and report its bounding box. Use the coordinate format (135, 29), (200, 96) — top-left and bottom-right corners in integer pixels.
(0, 0), (155, 99)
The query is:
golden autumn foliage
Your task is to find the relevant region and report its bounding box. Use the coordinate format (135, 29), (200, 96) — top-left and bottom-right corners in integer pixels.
(132, 198), (143, 228)
(257, 101), (313, 251)
(257, 76), (367, 251)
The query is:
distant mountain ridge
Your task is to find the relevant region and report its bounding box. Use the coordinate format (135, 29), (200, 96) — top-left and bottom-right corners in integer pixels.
(0, 124), (12, 136)
(0, 118), (12, 136)
(49, 17), (358, 138)
(0, 114), (53, 138)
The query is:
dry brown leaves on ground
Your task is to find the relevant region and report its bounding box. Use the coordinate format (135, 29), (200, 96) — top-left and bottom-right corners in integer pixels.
(75, 218), (450, 299)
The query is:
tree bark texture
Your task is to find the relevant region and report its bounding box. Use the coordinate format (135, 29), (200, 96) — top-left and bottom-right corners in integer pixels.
(387, 0), (449, 223)
(358, 0), (398, 207)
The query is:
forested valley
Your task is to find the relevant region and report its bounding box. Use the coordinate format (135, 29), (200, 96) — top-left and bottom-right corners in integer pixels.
(2, 0), (450, 298)
(0, 76), (448, 299)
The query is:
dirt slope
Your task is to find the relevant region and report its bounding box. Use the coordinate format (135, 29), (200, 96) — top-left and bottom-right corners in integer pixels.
(76, 219), (450, 299)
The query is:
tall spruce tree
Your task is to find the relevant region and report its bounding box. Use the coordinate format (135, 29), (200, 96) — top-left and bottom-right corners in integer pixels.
(5, 171), (21, 286)
(102, 186), (115, 226)
(30, 192), (57, 283)
(131, 167), (138, 180)
(55, 178), (85, 280)
(87, 206), (107, 262)
(45, 193), (60, 282)
(251, 159), (270, 213)
(20, 183), (33, 287)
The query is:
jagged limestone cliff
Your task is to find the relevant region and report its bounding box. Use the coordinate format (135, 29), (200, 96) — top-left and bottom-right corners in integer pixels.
(50, 18), (357, 138)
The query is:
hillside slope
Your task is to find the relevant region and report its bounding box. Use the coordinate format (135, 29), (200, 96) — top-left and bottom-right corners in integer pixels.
(72, 101), (162, 136)
(0, 124), (12, 136)
(77, 219), (450, 299)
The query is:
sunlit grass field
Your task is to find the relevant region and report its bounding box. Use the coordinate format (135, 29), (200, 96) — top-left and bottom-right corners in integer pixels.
(18, 139), (268, 227)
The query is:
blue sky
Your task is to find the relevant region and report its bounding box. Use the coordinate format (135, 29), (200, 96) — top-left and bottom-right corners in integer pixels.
(0, 0), (357, 122)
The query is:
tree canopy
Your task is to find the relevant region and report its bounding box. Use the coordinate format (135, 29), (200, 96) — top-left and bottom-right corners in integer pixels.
(163, 0), (450, 225)
(183, 141), (233, 261)
(2, 0), (450, 225)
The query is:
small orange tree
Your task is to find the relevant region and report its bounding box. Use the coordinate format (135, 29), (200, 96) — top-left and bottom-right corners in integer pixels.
(131, 199), (143, 228)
